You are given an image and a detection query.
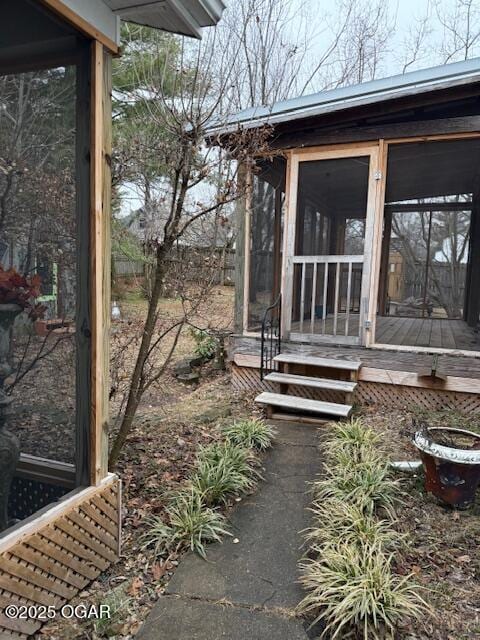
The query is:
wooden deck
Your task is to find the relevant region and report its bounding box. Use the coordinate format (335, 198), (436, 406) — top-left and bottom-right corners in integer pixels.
(376, 316), (479, 350)
(232, 334), (480, 380)
(291, 315), (480, 351)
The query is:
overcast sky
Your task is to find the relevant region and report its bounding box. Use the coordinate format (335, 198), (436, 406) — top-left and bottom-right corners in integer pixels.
(286, 0), (479, 87)
(119, 0), (479, 217)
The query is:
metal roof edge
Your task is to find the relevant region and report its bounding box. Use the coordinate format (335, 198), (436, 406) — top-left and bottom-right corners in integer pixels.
(206, 57), (480, 136)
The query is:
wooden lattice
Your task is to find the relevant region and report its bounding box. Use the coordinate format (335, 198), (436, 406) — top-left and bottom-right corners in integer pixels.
(0, 476), (121, 639)
(232, 364), (480, 414)
(355, 381), (480, 414)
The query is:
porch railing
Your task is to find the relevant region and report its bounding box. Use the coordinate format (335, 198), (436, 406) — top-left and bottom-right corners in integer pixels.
(260, 293), (282, 381)
(292, 255), (363, 336)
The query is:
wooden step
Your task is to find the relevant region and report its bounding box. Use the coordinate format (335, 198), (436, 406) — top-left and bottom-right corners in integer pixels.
(264, 372), (357, 393)
(255, 392), (352, 418)
(274, 353), (361, 371)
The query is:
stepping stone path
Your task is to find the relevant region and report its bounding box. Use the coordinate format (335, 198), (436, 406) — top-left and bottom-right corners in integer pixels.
(137, 421), (321, 640)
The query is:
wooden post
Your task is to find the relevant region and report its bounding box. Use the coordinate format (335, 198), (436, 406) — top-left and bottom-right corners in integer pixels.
(378, 206), (392, 315)
(240, 165), (252, 332)
(465, 183), (480, 327)
(90, 41), (111, 485)
(272, 186), (283, 301)
(281, 152), (296, 337)
(362, 140), (386, 347)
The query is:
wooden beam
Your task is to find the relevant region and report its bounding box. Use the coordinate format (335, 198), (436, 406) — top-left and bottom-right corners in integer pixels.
(385, 201), (472, 212)
(242, 168), (252, 333)
(281, 152), (297, 336)
(39, 0), (119, 54)
(15, 455), (75, 489)
(359, 366), (480, 394)
(271, 116), (480, 151)
(90, 42), (111, 485)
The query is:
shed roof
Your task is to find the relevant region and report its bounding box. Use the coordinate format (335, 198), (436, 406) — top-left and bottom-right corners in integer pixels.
(206, 57), (480, 135)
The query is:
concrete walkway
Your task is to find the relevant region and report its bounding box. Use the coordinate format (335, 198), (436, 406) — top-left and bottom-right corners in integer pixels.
(137, 421), (321, 640)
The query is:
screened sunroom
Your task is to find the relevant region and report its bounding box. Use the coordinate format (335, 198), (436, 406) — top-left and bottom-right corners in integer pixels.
(205, 58), (480, 418)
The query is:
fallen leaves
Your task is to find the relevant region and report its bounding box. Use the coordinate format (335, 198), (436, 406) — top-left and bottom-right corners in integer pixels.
(128, 576), (144, 597)
(365, 406), (480, 640)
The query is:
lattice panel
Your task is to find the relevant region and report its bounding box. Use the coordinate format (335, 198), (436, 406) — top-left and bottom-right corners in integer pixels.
(0, 478), (120, 639)
(356, 381), (480, 414)
(9, 478), (70, 523)
(232, 364), (480, 415)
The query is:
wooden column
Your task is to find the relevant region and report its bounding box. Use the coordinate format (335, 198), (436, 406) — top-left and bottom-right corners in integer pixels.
(465, 183), (480, 327)
(377, 206), (392, 315)
(272, 186), (283, 301)
(90, 41), (111, 485)
(235, 164), (247, 333)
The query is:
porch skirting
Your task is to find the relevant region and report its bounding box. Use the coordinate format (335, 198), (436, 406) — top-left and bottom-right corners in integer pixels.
(0, 474), (121, 639)
(232, 362), (480, 415)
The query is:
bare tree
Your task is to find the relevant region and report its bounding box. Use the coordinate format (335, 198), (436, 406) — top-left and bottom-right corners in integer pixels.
(108, 27), (269, 467)
(435, 0), (480, 62)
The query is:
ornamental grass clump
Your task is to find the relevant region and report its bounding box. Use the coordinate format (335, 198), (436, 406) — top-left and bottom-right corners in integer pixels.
(141, 489), (230, 559)
(324, 418), (384, 465)
(143, 429), (269, 560)
(314, 459), (401, 520)
(298, 417), (429, 638)
(190, 446), (257, 506)
(197, 441), (261, 478)
(221, 418), (276, 450)
(299, 543), (429, 640)
(305, 499), (400, 551)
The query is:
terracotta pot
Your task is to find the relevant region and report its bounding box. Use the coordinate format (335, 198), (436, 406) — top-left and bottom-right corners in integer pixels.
(413, 426), (480, 509)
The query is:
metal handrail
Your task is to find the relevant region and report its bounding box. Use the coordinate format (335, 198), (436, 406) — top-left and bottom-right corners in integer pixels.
(260, 293), (282, 381)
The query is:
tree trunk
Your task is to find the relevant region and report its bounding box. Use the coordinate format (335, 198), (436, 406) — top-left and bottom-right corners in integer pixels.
(108, 244), (166, 467)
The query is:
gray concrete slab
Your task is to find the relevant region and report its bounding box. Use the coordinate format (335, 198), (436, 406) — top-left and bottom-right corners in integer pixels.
(138, 421), (320, 640)
(137, 596), (309, 640)
(269, 420), (323, 447)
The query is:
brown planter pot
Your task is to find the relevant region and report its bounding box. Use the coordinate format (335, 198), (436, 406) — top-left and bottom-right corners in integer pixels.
(413, 427), (480, 509)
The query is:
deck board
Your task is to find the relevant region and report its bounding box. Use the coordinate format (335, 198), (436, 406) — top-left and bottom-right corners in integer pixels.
(292, 314), (479, 351)
(233, 333), (480, 379)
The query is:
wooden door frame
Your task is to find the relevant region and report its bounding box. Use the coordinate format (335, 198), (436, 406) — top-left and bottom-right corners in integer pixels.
(281, 143), (382, 346)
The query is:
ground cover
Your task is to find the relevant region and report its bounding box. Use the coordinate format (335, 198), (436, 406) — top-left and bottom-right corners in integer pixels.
(299, 408), (480, 640)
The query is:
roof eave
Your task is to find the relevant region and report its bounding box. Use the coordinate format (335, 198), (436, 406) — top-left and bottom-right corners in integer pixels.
(206, 64), (480, 137)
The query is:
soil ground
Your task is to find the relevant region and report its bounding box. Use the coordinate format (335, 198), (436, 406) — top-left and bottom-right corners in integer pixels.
(358, 405), (480, 640)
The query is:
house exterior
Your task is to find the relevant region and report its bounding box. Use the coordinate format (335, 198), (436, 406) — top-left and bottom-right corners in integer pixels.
(0, 2), (224, 637)
(208, 59), (480, 419)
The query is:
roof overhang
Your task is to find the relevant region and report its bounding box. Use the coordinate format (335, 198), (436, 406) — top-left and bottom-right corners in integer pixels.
(41, 0), (225, 53)
(105, 0), (226, 39)
(206, 57), (480, 137)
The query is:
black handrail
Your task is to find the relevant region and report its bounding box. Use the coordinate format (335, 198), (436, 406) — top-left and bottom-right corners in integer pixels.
(260, 293), (282, 381)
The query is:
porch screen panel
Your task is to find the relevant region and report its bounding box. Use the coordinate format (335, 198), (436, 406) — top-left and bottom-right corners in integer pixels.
(247, 163), (284, 331)
(0, 65), (78, 531)
(292, 157), (369, 338)
(377, 139), (480, 351)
